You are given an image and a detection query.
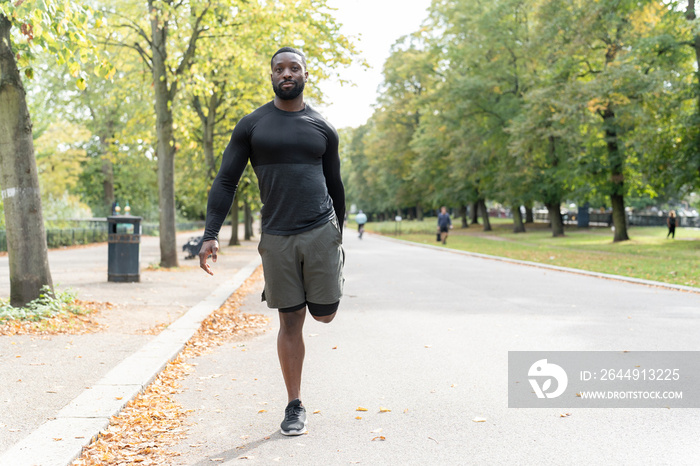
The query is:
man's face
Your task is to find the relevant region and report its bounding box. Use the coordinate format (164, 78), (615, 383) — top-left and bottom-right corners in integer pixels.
(271, 52), (308, 100)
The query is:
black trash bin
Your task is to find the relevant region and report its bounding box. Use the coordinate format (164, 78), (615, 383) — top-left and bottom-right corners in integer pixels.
(107, 215), (142, 282)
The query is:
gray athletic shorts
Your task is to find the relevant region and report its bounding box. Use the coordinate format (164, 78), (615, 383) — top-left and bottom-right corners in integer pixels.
(258, 216), (344, 310)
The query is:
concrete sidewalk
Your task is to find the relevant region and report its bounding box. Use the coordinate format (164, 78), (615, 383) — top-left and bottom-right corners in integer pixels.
(0, 226), (261, 464)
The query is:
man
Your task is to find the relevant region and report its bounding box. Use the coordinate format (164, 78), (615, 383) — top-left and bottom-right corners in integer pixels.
(355, 210), (367, 239)
(437, 206), (452, 244)
(199, 47), (345, 436)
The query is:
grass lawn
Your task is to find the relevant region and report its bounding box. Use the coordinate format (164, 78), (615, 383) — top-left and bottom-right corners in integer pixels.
(363, 217), (700, 288)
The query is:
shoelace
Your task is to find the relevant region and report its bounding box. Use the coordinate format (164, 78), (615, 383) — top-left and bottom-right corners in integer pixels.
(285, 404), (303, 420)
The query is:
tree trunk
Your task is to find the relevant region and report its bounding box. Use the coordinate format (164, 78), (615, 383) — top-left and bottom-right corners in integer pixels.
(193, 92), (219, 180)
(460, 204), (468, 228)
(244, 201), (253, 240)
(150, 1), (179, 267)
(545, 202), (565, 237)
(0, 15), (54, 307)
(686, 2), (700, 180)
(87, 102), (116, 216)
(512, 205), (525, 233)
(470, 201), (479, 224)
(416, 203), (423, 221)
(228, 193), (240, 246)
(602, 107), (630, 242)
(478, 198), (492, 231)
(525, 202), (534, 223)
(101, 157), (114, 215)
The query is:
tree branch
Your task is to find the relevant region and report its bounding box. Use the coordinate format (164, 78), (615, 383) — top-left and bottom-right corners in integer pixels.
(174, 2), (211, 78)
(111, 13), (152, 47)
(168, 2), (211, 101)
(192, 95), (207, 124)
(133, 42), (153, 69)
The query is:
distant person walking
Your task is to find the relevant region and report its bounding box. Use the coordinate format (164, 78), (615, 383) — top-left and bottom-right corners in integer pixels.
(667, 211), (677, 239)
(437, 206), (452, 244)
(355, 210), (367, 239)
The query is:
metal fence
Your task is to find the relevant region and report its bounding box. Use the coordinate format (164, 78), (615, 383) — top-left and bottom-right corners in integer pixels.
(533, 211), (699, 228)
(0, 219), (211, 252)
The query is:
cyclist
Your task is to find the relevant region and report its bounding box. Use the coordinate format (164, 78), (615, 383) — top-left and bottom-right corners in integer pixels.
(355, 210), (367, 239)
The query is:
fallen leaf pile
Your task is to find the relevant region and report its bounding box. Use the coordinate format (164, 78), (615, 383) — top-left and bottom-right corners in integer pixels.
(71, 353), (192, 466)
(0, 300), (109, 336)
(72, 266), (269, 465)
(135, 322), (170, 336)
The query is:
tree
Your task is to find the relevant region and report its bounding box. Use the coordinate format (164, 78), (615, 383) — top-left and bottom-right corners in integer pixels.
(0, 1), (110, 306)
(548, 0), (682, 241)
(102, 0), (218, 267)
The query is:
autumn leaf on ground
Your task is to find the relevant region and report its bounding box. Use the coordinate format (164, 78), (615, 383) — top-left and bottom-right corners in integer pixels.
(356, 407), (368, 411)
(472, 417), (487, 422)
(71, 267), (269, 466)
(258, 409), (267, 414)
(370, 428), (382, 433)
(313, 410), (321, 414)
(560, 413), (571, 418)
(379, 407), (391, 413)
(355, 416), (362, 420)
(371, 436), (386, 441)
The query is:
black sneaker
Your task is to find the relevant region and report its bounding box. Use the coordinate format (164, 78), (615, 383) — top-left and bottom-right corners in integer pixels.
(280, 399), (307, 436)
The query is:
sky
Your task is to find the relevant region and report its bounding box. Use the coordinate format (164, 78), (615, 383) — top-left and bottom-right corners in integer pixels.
(316, 0), (433, 130)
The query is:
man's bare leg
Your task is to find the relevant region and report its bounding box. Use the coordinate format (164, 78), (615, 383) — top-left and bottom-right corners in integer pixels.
(278, 307), (306, 402)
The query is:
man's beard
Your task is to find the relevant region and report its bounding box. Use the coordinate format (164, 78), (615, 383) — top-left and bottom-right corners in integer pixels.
(273, 79), (305, 100)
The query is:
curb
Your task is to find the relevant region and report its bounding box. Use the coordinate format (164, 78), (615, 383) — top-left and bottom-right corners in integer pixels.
(375, 234), (700, 295)
(0, 255), (262, 466)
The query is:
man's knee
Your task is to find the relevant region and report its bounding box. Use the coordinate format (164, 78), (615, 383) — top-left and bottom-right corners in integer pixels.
(278, 305), (306, 331)
(308, 301), (338, 323)
(312, 312), (336, 323)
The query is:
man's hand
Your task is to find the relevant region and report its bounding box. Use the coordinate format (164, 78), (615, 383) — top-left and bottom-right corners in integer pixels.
(199, 239), (219, 275)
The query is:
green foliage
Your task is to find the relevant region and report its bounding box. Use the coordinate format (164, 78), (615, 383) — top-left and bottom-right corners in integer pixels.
(1, 0), (114, 88)
(0, 286), (84, 322)
(18, 0), (359, 224)
(341, 0), (700, 240)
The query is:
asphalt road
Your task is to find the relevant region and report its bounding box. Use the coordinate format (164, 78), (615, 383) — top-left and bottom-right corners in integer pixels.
(165, 232), (700, 465)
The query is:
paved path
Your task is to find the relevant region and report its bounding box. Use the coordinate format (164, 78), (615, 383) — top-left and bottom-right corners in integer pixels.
(165, 232), (700, 465)
(0, 227), (260, 458)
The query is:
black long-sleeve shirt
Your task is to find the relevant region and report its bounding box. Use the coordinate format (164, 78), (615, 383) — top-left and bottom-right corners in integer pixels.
(203, 101), (345, 241)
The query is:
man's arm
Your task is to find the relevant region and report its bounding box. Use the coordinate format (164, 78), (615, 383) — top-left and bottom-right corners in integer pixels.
(322, 126), (346, 232)
(199, 122), (250, 274)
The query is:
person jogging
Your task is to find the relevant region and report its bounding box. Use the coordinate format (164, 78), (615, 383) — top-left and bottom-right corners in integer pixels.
(199, 47), (345, 436)
(355, 210), (367, 239)
(438, 206), (452, 244)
